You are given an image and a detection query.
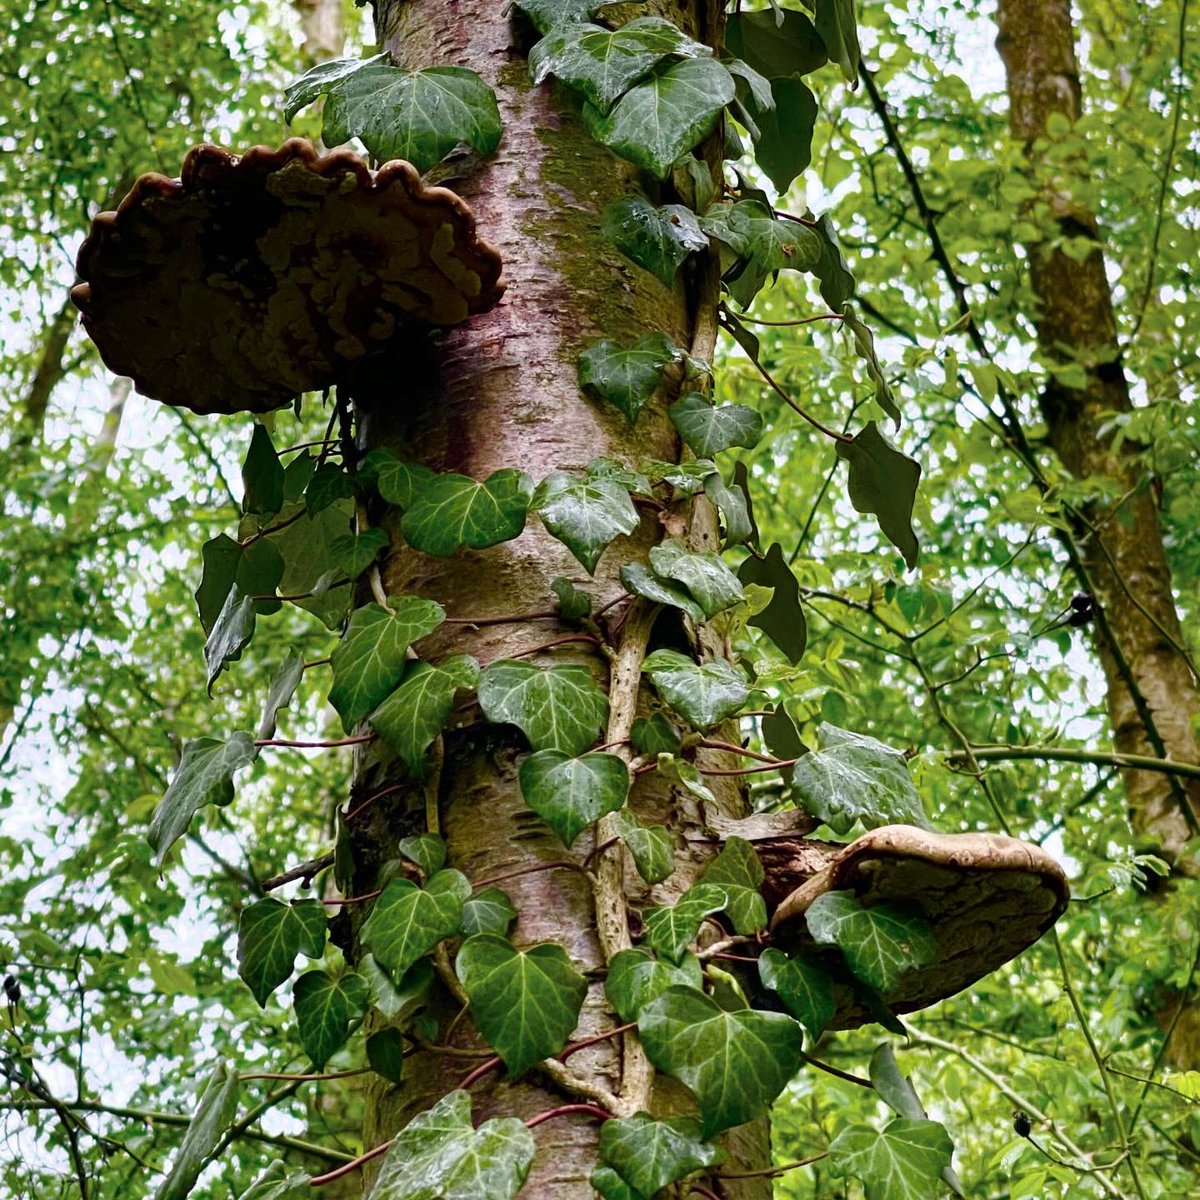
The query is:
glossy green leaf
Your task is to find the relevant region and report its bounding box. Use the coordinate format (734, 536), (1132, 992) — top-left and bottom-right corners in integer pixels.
(606, 947), (702, 1023)
(519, 750), (629, 847)
(737, 542), (807, 664)
(760, 704), (806, 761)
(603, 196), (709, 287)
(322, 64), (502, 172)
(455, 935), (587, 1076)
(641, 649), (750, 729)
(148, 733), (257, 866)
(360, 869), (471, 981)
(196, 534), (242, 636)
(511, 0), (631, 35)
(757, 947), (835, 1039)
(372, 1090), (534, 1200)
(242, 424), (284, 520)
(701, 837), (767, 934)
(361, 451), (435, 508)
(620, 561), (705, 624)
(398, 833), (447, 878)
(638, 985), (805, 1134)
(461, 888), (517, 938)
(643, 458), (719, 494)
(282, 52), (388, 121)
(643, 882), (727, 962)
(533, 471), (640, 574)
(790, 721), (928, 833)
(669, 393), (763, 457)
(330, 596), (445, 732)
(269, 500), (354, 629)
(478, 660), (608, 756)
(329, 528), (389, 579)
(812, 212), (855, 312)
(155, 1059), (239, 1200)
(725, 9), (827, 78)
(805, 892), (938, 994)
(578, 333), (678, 423)
(742, 75), (817, 194)
(703, 469), (755, 548)
(587, 456), (652, 495)
(204, 584), (256, 691)
(609, 807), (674, 884)
(589, 1166), (644, 1200)
(360, 956), (433, 1023)
(304, 463), (356, 517)
(815, 0), (861, 82)
(656, 755), (716, 805)
(552, 576), (593, 620)
(236, 1161), (310, 1200)
(292, 970), (368, 1069)
(584, 57), (735, 178)
(836, 422), (920, 569)
(630, 713), (681, 756)
(257, 650), (304, 741)
(237, 897), (327, 1007)
(598, 1113), (723, 1196)
(367, 1027), (406, 1083)
(401, 469), (533, 557)
(369, 655), (481, 772)
(648, 539), (743, 619)
(702, 199), (822, 307)
(830, 1117), (955, 1200)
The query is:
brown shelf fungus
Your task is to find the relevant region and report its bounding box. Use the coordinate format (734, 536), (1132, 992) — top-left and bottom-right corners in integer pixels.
(765, 824), (1069, 1029)
(71, 138), (505, 415)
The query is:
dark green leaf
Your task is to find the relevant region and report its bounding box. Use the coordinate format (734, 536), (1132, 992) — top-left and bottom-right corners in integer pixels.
(620, 561), (705, 624)
(814, 0), (861, 83)
(742, 75), (817, 194)
(643, 882), (728, 962)
(360, 869), (471, 981)
(196, 534), (242, 636)
(578, 333), (679, 423)
(398, 833), (447, 877)
(361, 451), (435, 508)
(642, 649), (750, 729)
(242, 424), (285, 520)
(329, 528), (389, 579)
(830, 1117), (955, 1200)
(330, 596), (445, 732)
(805, 892), (938, 993)
(236, 1161), (310, 1200)
(283, 451), (318, 503)
(512, 0), (632, 35)
(669, 393), (763, 457)
(638, 985), (804, 1134)
(455, 935), (587, 1076)
(305, 464), (356, 516)
(703, 470), (755, 547)
(760, 704), (805, 760)
(238, 897), (327, 1007)
(367, 1028), (406, 1083)
(478, 660), (608, 756)
(237, 538), (285, 616)
(155, 1060), (240, 1200)
(204, 584), (256, 691)
(609, 808), (674, 884)
(812, 212), (855, 311)
(587, 456), (652, 495)
(599, 1113), (723, 1196)
(737, 542), (807, 664)
(726, 57), (773, 111)
(370, 655), (480, 772)
(401, 469), (533, 557)
(701, 837), (767, 934)
(360, 956), (433, 1023)
(790, 721), (927, 833)
(148, 733), (257, 866)
(292, 970), (368, 1069)
(269, 500), (354, 629)
(590, 1166), (645, 1200)
(725, 9), (827, 78)
(461, 888), (517, 938)
(552, 576), (593, 620)
(631, 713), (681, 756)
(702, 199), (822, 307)
(603, 196), (709, 287)
(533, 471), (640, 574)
(843, 305), (899, 423)
(606, 947), (702, 1022)
(258, 650), (304, 741)
(519, 750), (629, 847)
(583, 58), (735, 179)
(643, 458), (718, 494)
(323, 65), (502, 172)
(648, 540), (743, 619)
(836, 422), (920, 569)
(757, 947), (834, 1039)
(283, 52), (388, 121)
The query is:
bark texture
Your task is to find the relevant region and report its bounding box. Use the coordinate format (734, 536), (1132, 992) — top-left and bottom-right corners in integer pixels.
(995, 0), (1200, 860)
(345, 1), (771, 1194)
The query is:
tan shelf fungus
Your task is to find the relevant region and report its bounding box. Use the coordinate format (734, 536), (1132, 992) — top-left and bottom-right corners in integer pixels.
(763, 824), (1069, 1030)
(71, 138), (505, 415)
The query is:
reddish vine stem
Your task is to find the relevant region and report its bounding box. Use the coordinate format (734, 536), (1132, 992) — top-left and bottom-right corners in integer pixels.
(718, 1151), (829, 1180)
(320, 889), (380, 907)
(688, 1185), (722, 1200)
(698, 738), (783, 765)
(558, 1022), (637, 1062)
(255, 734), (374, 750)
(344, 782), (406, 823)
(748, 353), (853, 445)
(240, 1066), (369, 1082)
(524, 1103), (612, 1129)
(697, 760), (798, 777)
(308, 1138), (392, 1187)
(443, 610), (559, 625)
(460, 1056), (502, 1090)
(508, 633), (603, 659)
(472, 860), (586, 889)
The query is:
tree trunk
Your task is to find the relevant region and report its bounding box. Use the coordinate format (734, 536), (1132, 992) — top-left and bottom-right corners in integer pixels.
(346, 1), (770, 1194)
(995, 0), (1200, 861)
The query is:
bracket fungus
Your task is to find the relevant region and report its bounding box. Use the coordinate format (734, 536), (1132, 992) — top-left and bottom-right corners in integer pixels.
(760, 824), (1069, 1030)
(71, 138), (505, 415)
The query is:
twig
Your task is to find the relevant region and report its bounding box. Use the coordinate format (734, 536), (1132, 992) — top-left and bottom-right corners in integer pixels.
(524, 1103), (611, 1129)
(309, 1138), (392, 1186)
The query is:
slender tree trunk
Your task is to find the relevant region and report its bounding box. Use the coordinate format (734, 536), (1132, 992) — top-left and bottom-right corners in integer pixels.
(995, 0), (1200, 862)
(346, 1), (770, 1194)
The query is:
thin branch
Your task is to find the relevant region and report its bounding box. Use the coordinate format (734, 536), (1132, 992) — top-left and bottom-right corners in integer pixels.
(954, 744), (1200, 783)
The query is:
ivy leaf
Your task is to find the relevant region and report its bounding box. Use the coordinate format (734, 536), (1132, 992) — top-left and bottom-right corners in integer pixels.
(552, 576), (593, 620)
(703, 470), (755, 548)
(805, 893), (938, 994)
(843, 305), (900, 423)
(609, 808), (674, 884)
(701, 837), (767, 935)
(812, 213), (855, 312)
(237, 898), (327, 1007)
(644, 882), (728, 962)
(606, 948), (703, 1023)
(462, 888), (517, 937)
(367, 1028), (406, 1083)
(620, 562), (705, 624)
(196, 534), (242, 636)
(359, 956), (433, 1023)
(742, 76), (817, 195)
(648, 540), (743, 619)
(478, 660), (608, 756)
(329, 528), (389, 580)
(702, 199), (822, 307)
(830, 1118), (955, 1200)
(578, 333), (679, 423)
(519, 750), (629, 847)
(455, 935), (587, 1076)
(725, 9), (827, 78)
(587, 456), (652, 495)
(598, 1114), (723, 1197)
(631, 713), (681, 756)
(395, 834), (445, 879)
(372, 1090), (534, 1200)
(330, 596), (446, 732)
(590, 1166), (644, 1200)
(638, 986), (805, 1135)
(148, 733), (257, 867)
(241, 423), (285, 520)
(643, 458), (718, 495)
(370, 655), (481, 772)
(533, 471), (640, 574)
(257, 650), (304, 741)
(757, 947), (835, 1039)
(737, 542), (807, 664)
(360, 869), (471, 981)
(205, 584), (256, 692)
(669, 393), (763, 457)
(269, 500), (354, 629)
(511, 0), (633, 36)
(726, 57), (773, 111)
(530, 18), (708, 114)
(642, 650), (750, 730)
(760, 704), (806, 761)
(156, 1061), (239, 1200)
(584, 57), (736, 179)
(603, 196), (709, 287)
(657, 755), (716, 805)
(361, 451), (435, 508)
(236, 1161), (310, 1200)
(282, 52), (388, 121)
(304, 463), (356, 517)
(292, 970), (368, 1069)
(836, 422), (920, 569)
(322, 64), (502, 173)
(401, 469), (533, 557)
(790, 721), (928, 834)
(814, 0), (861, 83)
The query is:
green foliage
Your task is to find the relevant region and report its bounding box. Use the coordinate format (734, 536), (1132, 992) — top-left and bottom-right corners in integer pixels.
(699, 837), (767, 934)
(757, 947), (835, 1039)
(669, 393), (764, 457)
(518, 750), (629, 847)
(156, 1061), (240, 1200)
(461, 888), (517, 937)
(835, 422), (921, 567)
(647, 540), (744, 619)
(608, 808), (674, 883)
(370, 655), (481, 771)
(532, 470), (640, 574)
(605, 948), (703, 1023)
(401, 469), (534, 557)
(360, 870), (471, 980)
(597, 1114), (723, 1196)
(577, 333), (679, 423)
(237, 898), (327, 1007)
(603, 196), (709, 287)
(292, 970), (368, 1069)
(643, 882), (728, 962)
(829, 1117), (955, 1200)
(641, 650), (750, 729)
(478, 660), (608, 755)
(737, 542), (807, 664)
